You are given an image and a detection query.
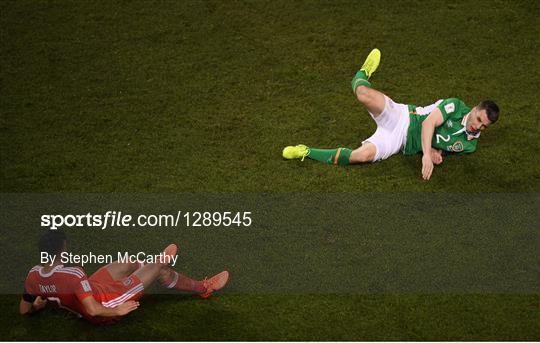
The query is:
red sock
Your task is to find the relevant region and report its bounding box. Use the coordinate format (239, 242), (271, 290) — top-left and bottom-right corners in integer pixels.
(165, 271), (206, 293)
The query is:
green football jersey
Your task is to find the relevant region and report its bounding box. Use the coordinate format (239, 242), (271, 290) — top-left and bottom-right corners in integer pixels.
(403, 98), (479, 155)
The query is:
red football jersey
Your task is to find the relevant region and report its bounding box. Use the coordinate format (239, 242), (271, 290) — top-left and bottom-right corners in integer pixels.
(24, 264), (144, 325)
(24, 264), (95, 321)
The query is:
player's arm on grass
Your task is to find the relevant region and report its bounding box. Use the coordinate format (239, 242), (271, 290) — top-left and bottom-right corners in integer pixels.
(19, 295), (47, 314)
(431, 148), (443, 165)
(80, 296), (139, 317)
(421, 107), (445, 180)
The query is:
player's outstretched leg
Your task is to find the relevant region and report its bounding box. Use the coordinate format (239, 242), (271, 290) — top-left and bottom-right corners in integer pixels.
(282, 143), (376, 165)
(282, 144), (352, 165)
(131, 244), (229, 298)
(158, 267), (206, 293)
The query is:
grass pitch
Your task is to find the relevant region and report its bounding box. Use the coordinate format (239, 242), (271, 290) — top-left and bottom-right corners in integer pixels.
(1, 0), (539, 340)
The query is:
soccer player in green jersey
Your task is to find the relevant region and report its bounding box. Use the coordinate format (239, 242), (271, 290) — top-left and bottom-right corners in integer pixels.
(282, 49), (500, 180)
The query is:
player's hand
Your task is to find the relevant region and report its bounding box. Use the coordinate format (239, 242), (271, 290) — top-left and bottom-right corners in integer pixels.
(115, 301), (139, 316)
(422, 154), (434, 180)
(33, 296), (48, 311)
(431, 149), (443, 165)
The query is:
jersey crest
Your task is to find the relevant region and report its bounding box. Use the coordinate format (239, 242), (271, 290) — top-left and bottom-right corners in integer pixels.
(450, 141), (464, 152)
(122, 276), (134, 286)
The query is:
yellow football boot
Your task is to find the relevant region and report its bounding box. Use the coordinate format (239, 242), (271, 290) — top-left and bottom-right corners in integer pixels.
(282, 144), (310, 161)
(360, 48), (381, 79)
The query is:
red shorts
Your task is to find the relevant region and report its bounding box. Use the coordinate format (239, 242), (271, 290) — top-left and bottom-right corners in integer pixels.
(89, 266), (145, 307)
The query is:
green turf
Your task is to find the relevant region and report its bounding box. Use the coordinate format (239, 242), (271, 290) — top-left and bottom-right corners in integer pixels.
(1, 0), (538, 192)
(1, 0), (539, 340)
(2, 294), (539, 341)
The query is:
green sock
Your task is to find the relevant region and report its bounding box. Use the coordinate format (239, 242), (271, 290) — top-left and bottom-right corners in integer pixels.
(351, 70), (371, 93)
(307, 147), (352, 166)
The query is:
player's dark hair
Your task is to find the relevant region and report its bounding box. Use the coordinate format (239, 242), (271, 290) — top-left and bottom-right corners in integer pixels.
(38, 230), (67, 256)
(478, 100), (500, 124)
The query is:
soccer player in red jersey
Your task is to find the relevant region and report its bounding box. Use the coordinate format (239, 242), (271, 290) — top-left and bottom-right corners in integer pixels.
(20, 231), (229, 325)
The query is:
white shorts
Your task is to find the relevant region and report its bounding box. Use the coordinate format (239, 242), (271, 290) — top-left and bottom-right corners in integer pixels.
(362, 95), (410, 161)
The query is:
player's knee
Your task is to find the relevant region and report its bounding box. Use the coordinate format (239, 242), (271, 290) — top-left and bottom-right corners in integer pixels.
(114, 262), (139, 276)
(128, 262), (141, 273)
(350, 145), (376, 163)
(355, 85), (371, 103)
(159, 268), (170, 278)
